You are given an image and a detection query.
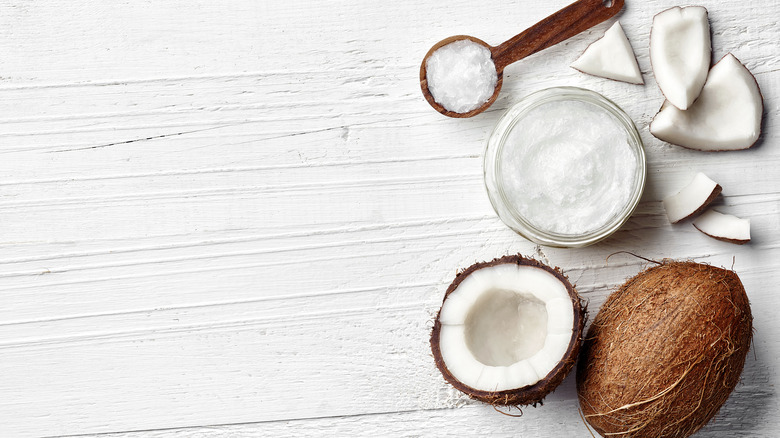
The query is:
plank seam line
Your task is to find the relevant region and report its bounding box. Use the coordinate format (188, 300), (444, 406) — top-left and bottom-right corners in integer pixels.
(0, 214), (493, 264)
(0, 280), (444, 328)
(0, 226), (504, 280)
(0, 154), (480, 187)
(0, 241), (491, 293)
(40, 407), (462, 438)
(0, 301), (433, 350)
(0, 174), (483, 209)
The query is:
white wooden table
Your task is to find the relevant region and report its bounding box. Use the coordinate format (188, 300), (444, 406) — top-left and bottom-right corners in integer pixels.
(0, 0), (777, 436)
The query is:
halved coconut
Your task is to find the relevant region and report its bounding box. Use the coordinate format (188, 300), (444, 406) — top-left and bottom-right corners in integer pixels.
(650, 53), (764, 151)
(663, 172), (721, 223)
(693, 209), (750, 244)
(571, 22), (643, 84)
(431, 255), (585, 406)
(650, 6), (711, 110)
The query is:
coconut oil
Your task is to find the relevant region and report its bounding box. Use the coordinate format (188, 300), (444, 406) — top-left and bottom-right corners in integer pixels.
(425, 39), (498, 114)
(484, 87), (645, 247)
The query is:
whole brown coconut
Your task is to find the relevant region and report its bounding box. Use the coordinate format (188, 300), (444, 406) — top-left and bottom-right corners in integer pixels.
(577, 261), (752, 438)
(431, 255), (586, 406)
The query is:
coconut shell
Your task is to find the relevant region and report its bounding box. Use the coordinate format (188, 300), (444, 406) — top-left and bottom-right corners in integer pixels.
(431, 254), (586, 406)
(577, 261), (752, 437)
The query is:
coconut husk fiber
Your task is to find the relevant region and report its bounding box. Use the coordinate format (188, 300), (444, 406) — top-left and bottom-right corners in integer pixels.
(577, 261), (752, 438)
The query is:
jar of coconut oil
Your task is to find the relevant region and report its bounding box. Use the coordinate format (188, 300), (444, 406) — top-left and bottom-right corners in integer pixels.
(484, 87), (646, 247)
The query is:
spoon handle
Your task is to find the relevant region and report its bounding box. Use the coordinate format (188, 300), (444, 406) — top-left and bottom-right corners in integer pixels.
(491, 0), (624, 71)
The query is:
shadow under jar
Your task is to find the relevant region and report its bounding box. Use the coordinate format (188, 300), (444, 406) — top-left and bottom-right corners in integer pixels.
(484, 87), (646, 248)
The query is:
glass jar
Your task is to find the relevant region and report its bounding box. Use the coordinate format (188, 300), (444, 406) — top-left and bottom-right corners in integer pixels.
(484, 87), (646, 248)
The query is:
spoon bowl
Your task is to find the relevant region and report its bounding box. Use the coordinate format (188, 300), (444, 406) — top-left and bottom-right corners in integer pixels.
(420, 0), (624, 117)
(420, 35), (503, 118)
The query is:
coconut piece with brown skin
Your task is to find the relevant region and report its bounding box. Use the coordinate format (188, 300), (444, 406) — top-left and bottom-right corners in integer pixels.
(431, 255), (585, 406)
(693, 209), (751, 244)
(577, 261), (752, 438)
(662, 172), (722, 224)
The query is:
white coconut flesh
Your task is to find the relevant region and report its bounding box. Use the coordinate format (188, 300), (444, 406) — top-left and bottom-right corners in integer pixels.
(663, 172), (720, 223)
(650, 54), (763, 151)
(650, 6), (711, 110)
(437, 263), (574, 392)
(693, 209), (750, 243)
(571, 22), (643, 84)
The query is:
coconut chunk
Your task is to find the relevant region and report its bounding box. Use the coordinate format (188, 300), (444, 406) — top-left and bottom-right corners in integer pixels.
(663, 173), (721, 223)
(431, 255), (585, 406)
(650, 6), (711, 110)
(693, 209), (750, 244)
(545, 297), (576, 335)
(543, 332), (573, 367)
(650, 54), (764, 151)
(438, 325), (485, 389)
(505, 360), (540, 390)
(571, 22), (643, 84)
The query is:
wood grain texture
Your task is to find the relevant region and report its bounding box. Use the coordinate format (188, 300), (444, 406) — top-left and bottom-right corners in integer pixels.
(0, 0), (777, 436)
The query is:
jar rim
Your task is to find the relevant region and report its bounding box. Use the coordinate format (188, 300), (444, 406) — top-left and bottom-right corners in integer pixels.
(483, 86), (646, 248)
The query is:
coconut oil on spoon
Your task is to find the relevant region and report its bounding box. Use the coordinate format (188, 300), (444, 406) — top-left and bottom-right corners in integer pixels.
(420, 0), (624, 117)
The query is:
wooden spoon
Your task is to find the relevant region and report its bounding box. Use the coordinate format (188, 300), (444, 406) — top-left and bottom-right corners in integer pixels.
(420, 0), (624, 118)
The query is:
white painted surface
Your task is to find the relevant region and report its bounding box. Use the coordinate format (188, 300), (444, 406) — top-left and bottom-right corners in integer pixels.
(0, 0), (777, 436)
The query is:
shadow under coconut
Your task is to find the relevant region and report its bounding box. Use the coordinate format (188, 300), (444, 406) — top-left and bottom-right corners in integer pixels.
(695, 350), (775, 436)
